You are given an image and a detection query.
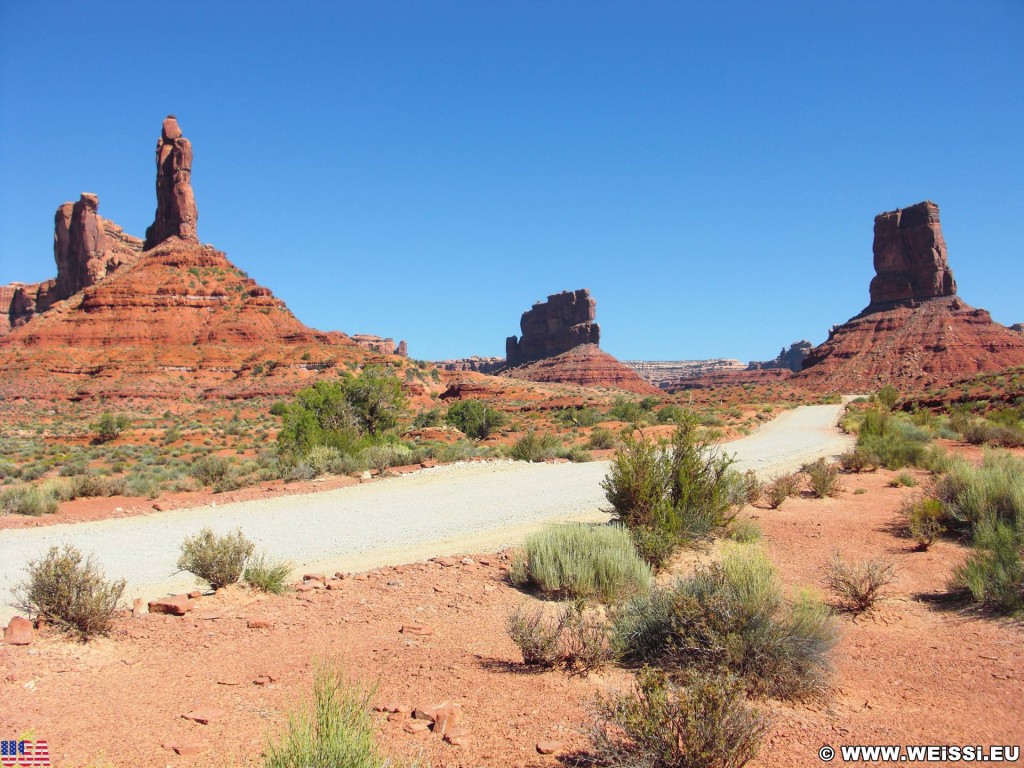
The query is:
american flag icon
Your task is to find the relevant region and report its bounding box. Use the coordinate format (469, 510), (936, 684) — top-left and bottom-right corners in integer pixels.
(0, 741), (49, 767)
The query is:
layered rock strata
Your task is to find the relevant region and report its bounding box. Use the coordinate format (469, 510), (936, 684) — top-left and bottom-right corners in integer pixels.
(748, 341), (812, 372)
(868, 201), (956, 310)
(506, 289), (600, 367)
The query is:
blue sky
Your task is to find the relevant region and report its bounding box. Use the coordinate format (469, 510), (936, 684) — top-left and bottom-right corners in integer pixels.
(1, 1), (1021, 362)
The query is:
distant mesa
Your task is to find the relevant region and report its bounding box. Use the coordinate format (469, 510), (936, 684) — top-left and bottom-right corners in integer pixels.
(0, 115), (407, 400)
(506, 289), (600, 367)
(1011, 323), (1024, 336)
(623, 359), (746, 390)
(350, 334), (408, 357)
(797, 200), (1024, 390)
(436, 356), (504, 374)
(747, 341), (812, 372)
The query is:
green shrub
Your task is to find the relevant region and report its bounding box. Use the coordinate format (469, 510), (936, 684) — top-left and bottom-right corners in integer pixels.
(303, 445), (343, 476)
(244, 553), (293, 594)
(740, 470), (763, 505)
(602, 418), (736, 562)
(0, 485), (58, 516)
(951, 521), (1023, 614)
(510, 523), (652, 602)
(728, 519), (762, 544)
(839, 449), (876, 473)
(445, 400), (506, 439)
(191, 454), (232, 486)
(177, 527), (255, 590)
(932, 451), (1024, 536)
(263, 664), (393, 768)
(591, 666), (769, 768)
(889, 472), (917, 488)
(557, 444), (593, 463)
(613, 548), (837, 699)
(341, 366), (407, 437)
(656, 405), (689, 425)
(854, 408), (931, 470)
(411, 407), (444, 428)
(586, 427), (616, 450)
(874, 385), (899, 410)
(902, 497), (945, 550)
(609, 397), (645, 424)
(765, 473), (800, 509)
(803, 459), (843, 498)
(95, 412), (130, 443)
(506, 601), (613, 673)
(823, 553), (897, 613)
(510, 431), (560, 462)
(554, 407), (601, 428)
(11, 545), (125, 639)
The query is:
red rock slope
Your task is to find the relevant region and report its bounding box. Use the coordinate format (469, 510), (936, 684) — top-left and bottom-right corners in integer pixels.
(504, 343), (659, 394)
(797, 201), (1024, 391)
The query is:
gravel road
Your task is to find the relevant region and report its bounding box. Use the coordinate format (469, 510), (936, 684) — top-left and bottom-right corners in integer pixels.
(0, 403), (851, 621)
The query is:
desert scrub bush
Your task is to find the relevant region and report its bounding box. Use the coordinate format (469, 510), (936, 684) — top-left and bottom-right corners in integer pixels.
(803, 458), (843, 498)
(190, 454), (232, 486)
(177, 527), (255, 590)
(263, 663), (394, 768)
(932, 451), (1024, 536)
(445, 399), (506, 439)
(244, 553), (293, 594)
(557, 444), (593, 463)
(510, 430), (560, 462)
(951, 520), (1023, 614)
(602, 416), (736, 565)
(873, 385), (900, 410)
(901, 497), (945, 550)
(740, 469), (763, 505)
(613, 548), (837, 699)
(586, 427), (616, 450)
(823, 552), (897, 613)
(302, 445), (343, 476)
(506, 601), (614, 673)
(0, 484), (58, 516)
(727, 519), (763, 544)
(510, 523), (652, 602)
(854, 408), (931, 470)
(765, 473), (800, 509)
(505, 604), (563, 667)
(591, 666), (769, 768)
(889, 472), (917, 488)
(11, 544), (125, 639)
(94, 412), (130, 443)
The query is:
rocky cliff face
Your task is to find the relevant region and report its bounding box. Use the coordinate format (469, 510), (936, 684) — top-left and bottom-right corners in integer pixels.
(623, 358), (746, 389)
(506, 289), (600, 367)
(505, 344), (659, 394)
(2, 194), (143, 334)
(868, 201), (956, 310)
(797, 201), (1024, 390)
(350, 334), (408, 356)
(144, 116), (199, 249)
(435, 356), (505, 374)
(748, 341), (812, 372)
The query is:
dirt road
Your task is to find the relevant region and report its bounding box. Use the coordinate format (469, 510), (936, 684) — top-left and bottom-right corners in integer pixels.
(0, 404), (851, 621)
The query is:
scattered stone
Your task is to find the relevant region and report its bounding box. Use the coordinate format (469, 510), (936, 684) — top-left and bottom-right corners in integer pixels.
(294, 583), (315, 593)
(483, 585), (496, 593)
(387, 712), (406, 722)
(253, 674), (276, 686)
(537, 740), (564, 755)
(386, 579), (404, 587)
(302, 573), (326, 582)
(460, 557), (475, 566)
(3, 616), (34, 645)
(131, 598), (145, 616)
(187, 590), (203, 599)
(148, 595), (195, 616)
(152, 503), (165, 511)
(431, 702), (462, 736)
(433, 557), (458, 567)
(163, 741), (209, 756)
(182, 708), (226, 724)
(400, 624), (434, 636)
(403, 720), (431, 734)
(444, 727), (470, 746)
(325, 579), (344, 590)
(478, 557), (491, 566)
(334, 572), (348, 580)
(247, 617), (273, 629)
(353, 573), (370, 581)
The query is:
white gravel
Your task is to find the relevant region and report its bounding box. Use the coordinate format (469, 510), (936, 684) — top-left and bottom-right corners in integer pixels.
(0, 403), (851, 622)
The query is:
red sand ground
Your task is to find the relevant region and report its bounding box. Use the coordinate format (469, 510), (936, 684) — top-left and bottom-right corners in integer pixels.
(1, 454), (1021, 767)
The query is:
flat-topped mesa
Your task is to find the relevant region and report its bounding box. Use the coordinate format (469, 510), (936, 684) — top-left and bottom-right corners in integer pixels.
(506, 289), (600, 367)
(144, 115), (198, 249)
(867, 200), (956, 311)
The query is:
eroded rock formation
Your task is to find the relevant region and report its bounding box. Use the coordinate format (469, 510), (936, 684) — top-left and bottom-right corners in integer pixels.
(350, 334), (408, 357)
(506, 289), (600, 367)
(623, 359), (746, 389)
(144, 115), (198, 249)
(797, 201), (1024, 390)
(505, 344), (659, 394)
(868, 201), (956, 310)
(748, 341), (812, 372)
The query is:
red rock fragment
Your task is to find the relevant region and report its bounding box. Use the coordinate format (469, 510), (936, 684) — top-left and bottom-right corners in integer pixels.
(163, 741), (209, 756)
(247, 617), (272, 629)
(181, 708), (226, 724)
(400, 624), (434, 636)
(148, 595), (194, 616)
(403, 720), (430, 734)
(3, 616), (34, 645)
(537, 740), (564, 755)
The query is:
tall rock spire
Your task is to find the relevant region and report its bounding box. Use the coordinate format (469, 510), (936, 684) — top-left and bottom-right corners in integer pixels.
(144, 115), (198, 249)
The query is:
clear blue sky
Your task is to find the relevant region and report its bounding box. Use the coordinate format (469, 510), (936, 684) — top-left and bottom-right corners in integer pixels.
(1, 1), (1021, 363)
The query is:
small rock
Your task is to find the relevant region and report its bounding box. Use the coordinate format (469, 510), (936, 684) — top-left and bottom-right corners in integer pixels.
(254, 674), (277, 686)
(460, 557), (475, 566)
(148, 595), (194, 616)
(334, 572), (348, 580)
(353, 572), (370, 581)
(413, 705), (438, 722)
(387, 712), (406, 722)
(303, 573), (326, 582)
(400, 624), (434, 636)
(433, 557), (457, 567)
(187, 590), (203, 599)
(131, 598), (145, 616)
(537, 740), (564, 755)
(403, 720), (430, 734)
(386, 579), (404, 587)
(182, 708), (227, 724)
(247, 617), (273, 629)
(483, 585), (496, 593)
(325, 579), (344, 590)
(431, 702), (462, 736)
(163, 741), (209, 756)
(478, 557), (491, 566)
(444, 727), (470, 746)
(3, 616), (34, 645)
(152, 503), (165, 511)
(294, 583), (315, 593)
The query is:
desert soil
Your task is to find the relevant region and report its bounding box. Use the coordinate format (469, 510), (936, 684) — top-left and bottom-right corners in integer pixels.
(0, 404), (852, 625)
